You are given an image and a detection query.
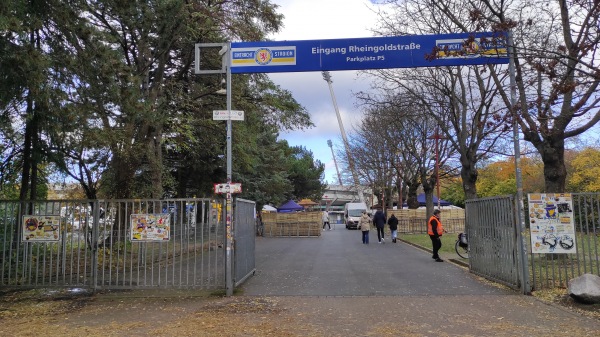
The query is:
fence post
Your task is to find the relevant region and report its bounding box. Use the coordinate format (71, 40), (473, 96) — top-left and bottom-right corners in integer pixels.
(91, 200), (99, 290)
(514, 196), (531, 294)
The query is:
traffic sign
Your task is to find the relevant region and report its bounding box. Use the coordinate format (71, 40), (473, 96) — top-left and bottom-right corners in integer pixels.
(214, 183), (242, 194)
(213, 110), (244, 121)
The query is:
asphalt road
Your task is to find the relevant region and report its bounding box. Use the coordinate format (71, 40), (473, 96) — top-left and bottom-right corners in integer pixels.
(238, 226), (600, 336)
(242, 225), (510, 296)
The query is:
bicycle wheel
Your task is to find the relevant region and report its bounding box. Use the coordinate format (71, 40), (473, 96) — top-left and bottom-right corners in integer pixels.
(455, 240), (469, 259)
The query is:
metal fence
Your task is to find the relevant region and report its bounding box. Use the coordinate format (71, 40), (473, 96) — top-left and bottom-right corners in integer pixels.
(233, 198), (256, 287)
(528, 193), (600, 290)
(0, 199), (225, 290)
(465, 195), (529, 293)
(465, 193), (600, 292)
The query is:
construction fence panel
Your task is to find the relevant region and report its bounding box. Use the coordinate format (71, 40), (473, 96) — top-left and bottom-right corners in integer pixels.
(261, 212), (321, 237)
(386, 209), (465, 234)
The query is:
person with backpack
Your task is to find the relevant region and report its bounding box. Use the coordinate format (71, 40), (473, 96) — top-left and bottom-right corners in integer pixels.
(387, 213), (399, 243)
(428, 209), (444, 262)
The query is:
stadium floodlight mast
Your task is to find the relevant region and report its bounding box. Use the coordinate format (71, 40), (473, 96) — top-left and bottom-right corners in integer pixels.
(322, 71), (364, 203)
(327, 139), (343, 186)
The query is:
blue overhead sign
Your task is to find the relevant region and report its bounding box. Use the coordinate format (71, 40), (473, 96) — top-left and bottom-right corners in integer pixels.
(230, 32), (508, 73)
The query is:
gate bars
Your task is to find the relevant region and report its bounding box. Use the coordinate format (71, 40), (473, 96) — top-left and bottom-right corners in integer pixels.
(466, 195), (530, 294)
(0, 199), (225, 290)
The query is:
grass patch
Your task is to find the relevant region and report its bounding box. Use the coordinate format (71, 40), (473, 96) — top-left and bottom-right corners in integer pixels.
(399, 233), (457, 257)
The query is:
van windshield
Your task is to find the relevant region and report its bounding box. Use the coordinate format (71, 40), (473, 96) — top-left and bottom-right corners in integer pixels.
(348, 209), (364, 217)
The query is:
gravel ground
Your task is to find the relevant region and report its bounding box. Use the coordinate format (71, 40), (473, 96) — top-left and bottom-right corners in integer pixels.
(1, 288), (599, 337)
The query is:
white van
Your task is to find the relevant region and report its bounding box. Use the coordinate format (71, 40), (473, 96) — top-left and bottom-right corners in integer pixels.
(344, 202), (368, 230)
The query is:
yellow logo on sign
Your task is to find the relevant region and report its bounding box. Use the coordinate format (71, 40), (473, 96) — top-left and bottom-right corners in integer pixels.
(255, 48), (273, 65)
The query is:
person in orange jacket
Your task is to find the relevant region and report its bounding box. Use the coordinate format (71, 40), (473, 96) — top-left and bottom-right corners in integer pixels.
(428, 209), (444, 262)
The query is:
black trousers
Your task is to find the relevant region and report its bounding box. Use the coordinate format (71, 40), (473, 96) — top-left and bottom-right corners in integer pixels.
(377, 226), (385, 242)
(323, 221), (330, 229)
(429, 235), (442, 258)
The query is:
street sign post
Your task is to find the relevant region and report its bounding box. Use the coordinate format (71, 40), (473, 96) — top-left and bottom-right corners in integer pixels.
(213, 110), (244, 121)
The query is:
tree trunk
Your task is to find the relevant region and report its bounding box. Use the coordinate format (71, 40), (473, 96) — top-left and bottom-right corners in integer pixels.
(406, 178), (420, 209)
(19, 95), (33, 202)
(538, 139), (566, 193)
(396, 179), (403, 209)
(110, 153), (136, 199)
(460, 159), (478, 201)
(422, 170), (435, 217)
(148, 126), (163, 199)
(523, 131), (567, 193)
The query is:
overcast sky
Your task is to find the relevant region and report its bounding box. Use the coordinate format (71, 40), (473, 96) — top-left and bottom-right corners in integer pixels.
(267, 0), (387, 184)
(258, 0), (600, 188)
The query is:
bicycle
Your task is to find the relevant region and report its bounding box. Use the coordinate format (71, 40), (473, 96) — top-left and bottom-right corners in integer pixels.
(455, 232), (469, 259)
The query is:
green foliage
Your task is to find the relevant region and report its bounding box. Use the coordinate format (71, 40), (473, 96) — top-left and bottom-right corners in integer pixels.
(1, 0), (317, 204)
(441, 179), (465, 208)
(285, 145), (326, 201)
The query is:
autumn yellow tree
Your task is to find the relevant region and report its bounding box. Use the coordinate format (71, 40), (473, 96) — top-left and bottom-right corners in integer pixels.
(477, 157), (545, 197)
(568, 148), (600, 192)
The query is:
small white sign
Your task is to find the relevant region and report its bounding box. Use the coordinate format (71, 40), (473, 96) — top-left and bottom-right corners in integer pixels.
(214, 183), (242, 194)
(213, 110), (244, 121)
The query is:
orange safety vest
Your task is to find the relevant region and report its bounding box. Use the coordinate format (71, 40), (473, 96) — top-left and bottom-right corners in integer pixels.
(427, 215), (444, 236)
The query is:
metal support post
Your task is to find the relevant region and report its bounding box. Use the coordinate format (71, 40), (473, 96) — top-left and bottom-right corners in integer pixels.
(224, 43), (234, 297)
(508, 31), (530, 295)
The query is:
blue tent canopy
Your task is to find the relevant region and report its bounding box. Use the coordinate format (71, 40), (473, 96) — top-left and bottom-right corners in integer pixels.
(403, 193), (451, 207)
(277, 200), (304, 213)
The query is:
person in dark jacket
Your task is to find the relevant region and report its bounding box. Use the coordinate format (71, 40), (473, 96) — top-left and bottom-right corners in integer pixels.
(387, 214), (399, 243)
(372, 208), (387, 243)
(428, 209), (444, 262)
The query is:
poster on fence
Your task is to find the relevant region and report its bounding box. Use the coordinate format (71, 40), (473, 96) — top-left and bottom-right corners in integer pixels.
(22, 215), (61, 242)
(130, 214), (170, 242)
(528, 193), (576, 254)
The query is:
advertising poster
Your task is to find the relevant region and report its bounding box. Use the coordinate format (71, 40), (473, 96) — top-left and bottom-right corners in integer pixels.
(22, 215), (61, 242)
(528, 193), (576, 254)
(130, 214), (170, 242)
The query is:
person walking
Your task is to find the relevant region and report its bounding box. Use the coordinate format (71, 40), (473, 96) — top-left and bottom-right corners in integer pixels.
(359, 210), (371, 244)
(428, 209), (444, 262)
(373, 208), (387, 243)
(322, 211), (331, 231)
(387, 213), (399, 243)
